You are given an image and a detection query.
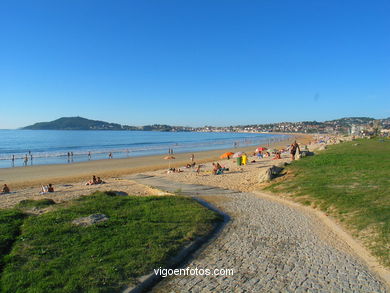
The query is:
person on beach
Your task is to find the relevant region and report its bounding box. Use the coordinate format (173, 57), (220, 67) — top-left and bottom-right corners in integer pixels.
(96, 177), (104, 184)
(86, 175), (98, 185)
(108, 152), (113, 159)
(191, 154), (194, 162)
(88, 152), (91, 160)
(212, 163), (219, 175)
(41, 185), (48, 193)
(212, 162), (225, 175)
(273, 152), (282, 160)
(290, 141), (301, 160)
(2, 184), (10, 194)
(24, 155), (28, 166)
(47, 184), (54, 192)
(186, 162), (196, 168)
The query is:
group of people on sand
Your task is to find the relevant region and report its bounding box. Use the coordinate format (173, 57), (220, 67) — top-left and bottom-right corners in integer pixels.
(2, 174), (107, 197)
(86, 175), (105, 185)
(251, 141), (301, 161)
(1, 183), (55, 196)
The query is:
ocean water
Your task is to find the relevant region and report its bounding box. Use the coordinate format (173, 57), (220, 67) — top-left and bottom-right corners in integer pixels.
(0, 130), (290, 168)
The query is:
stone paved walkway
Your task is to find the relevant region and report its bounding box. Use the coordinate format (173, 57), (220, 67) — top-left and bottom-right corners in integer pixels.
(128, 174), (386, 292)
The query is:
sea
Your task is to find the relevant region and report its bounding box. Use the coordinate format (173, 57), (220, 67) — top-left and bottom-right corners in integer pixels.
(0, 130), (290, 168)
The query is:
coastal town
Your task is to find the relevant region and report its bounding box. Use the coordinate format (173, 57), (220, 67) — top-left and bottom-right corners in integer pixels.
(195, 117), (390, 136)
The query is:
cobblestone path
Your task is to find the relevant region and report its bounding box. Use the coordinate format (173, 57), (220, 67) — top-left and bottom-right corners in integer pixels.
(128, 174), (386, 292)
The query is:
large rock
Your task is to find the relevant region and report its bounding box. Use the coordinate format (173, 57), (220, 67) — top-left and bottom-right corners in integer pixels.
(259, 165), (284, 183)
(300, 151), (314, 158)
(276, 162), (290, 168)
(72, 214), (109, 227)
(318, 145), (327, 151)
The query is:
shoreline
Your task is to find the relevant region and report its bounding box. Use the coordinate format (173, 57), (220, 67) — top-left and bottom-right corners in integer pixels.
(0, 130), (291, 167)
(0, 133), (310, 191)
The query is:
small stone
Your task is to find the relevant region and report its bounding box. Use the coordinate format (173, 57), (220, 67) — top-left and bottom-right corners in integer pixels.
(72, 214), (109, 227)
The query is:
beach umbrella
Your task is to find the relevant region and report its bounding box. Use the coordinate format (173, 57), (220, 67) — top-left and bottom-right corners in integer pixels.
(163, 155), (175, 168)
(232, 152), (243, 158)
(220, 152), (234, 159)
(255, 147), (267, 152)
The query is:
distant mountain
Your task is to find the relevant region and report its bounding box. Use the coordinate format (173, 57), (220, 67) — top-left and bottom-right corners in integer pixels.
(326, 117), (375, 125)
(22, 117), (123, 130)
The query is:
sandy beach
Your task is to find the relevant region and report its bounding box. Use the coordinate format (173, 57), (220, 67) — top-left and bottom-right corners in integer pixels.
(0, 133), (313, 209)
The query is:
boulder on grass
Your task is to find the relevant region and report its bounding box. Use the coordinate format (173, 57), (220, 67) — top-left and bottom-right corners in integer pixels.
(72, 214), (109, 227)
(259, 165), (284, 183)
(300, 151), (314, 158)
(276, 162), (290, 168)
(318, 145), (327, 151)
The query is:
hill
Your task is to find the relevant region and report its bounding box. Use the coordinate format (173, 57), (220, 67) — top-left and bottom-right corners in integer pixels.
(23, 117), (123, 130)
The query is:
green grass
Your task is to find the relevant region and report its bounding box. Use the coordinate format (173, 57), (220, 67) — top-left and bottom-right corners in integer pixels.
(0, 192), (221, 292)
(0, 210), (26, 271)
(266, 138), (390, 267)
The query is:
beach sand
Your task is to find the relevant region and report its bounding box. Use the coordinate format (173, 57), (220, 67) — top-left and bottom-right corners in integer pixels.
(0, 133), (313, 209)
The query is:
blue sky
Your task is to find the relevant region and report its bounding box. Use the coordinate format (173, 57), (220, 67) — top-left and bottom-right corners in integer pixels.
(0, 0), (389, 129)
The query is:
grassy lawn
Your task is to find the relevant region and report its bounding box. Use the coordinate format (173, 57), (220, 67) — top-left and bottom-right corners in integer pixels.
(0, 192), (222, 292)
(0, 210), (26, 271)
(266, 138), (390, 267)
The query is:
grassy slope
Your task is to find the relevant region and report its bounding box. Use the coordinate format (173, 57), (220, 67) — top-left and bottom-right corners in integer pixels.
(0, 210), (25, 271)
(266, 139), (390, 267)
(0, 192), (221, 292)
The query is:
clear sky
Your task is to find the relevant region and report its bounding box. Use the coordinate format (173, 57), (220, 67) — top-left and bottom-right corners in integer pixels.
(1, 0), (389, 129)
